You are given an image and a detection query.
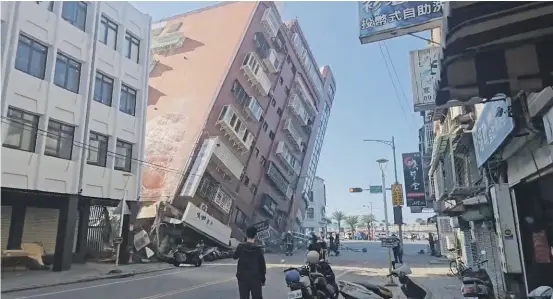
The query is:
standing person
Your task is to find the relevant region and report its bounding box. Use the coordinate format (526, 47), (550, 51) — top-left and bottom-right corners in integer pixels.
(233, 227), (266, 299)
(428, 233), (436, 256)
(328, 233), (335, 255)
(391, 234), (403, 264)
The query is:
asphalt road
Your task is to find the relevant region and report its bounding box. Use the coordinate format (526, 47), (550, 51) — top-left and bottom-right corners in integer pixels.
(3, 241), (432, 299)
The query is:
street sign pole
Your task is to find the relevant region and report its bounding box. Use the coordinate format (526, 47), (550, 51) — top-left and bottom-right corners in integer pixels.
(391, 137), (404, 248)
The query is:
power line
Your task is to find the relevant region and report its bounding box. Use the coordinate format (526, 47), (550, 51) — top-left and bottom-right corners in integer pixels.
(382, 41), (414, 113)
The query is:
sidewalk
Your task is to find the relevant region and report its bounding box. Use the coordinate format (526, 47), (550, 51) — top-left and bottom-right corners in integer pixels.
(1, 262), (175, 294)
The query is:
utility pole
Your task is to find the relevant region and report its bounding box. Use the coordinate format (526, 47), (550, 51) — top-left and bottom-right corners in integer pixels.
(391, 136), (404, 247)
(377, 158), (397, 286)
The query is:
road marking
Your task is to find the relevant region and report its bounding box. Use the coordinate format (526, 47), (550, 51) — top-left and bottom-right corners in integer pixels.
(139, 277), (236, 299)
(11, 265), (219, 299)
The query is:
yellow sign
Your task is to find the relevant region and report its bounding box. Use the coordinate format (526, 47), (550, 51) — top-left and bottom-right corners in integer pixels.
(391, 184), (404, 206)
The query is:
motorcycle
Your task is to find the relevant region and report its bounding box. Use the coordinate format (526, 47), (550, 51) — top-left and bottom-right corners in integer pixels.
(167, 243), (211, 267)
(387, 264), (427, 299)
(460, 253), (493, 299)
(284, 264), (338, 299)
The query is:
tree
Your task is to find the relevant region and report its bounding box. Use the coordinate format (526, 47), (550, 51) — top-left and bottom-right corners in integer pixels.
(361, 214), (376, 239)
(344, 216), (359, 233)
(332, 211), (345, 233)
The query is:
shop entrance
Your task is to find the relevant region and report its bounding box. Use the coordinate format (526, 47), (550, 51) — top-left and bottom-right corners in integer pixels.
(514, 173), (553, 292)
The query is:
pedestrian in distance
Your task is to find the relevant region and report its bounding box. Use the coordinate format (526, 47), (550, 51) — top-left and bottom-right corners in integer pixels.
(391, 234), (403, 264)
(233, 226), (267, 299)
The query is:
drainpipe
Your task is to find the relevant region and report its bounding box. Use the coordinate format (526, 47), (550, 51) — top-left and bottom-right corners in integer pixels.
(77, 3), (101, 194)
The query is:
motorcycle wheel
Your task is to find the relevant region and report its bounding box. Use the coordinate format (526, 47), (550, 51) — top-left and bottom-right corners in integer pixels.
(194, 259), (203, 267)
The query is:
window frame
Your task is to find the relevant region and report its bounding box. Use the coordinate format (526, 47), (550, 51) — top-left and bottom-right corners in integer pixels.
(231, 80), (249, 106)
(94, 71), (114, 106)
(115, 139), (133, 172)
(61, 1), (87, 31)
(119, 84), (137, 116)
(99, 15), (118, 50)
(15, 34), (48, 80)
(44, 119), (75, 160)
(87, 131), (109, 167)
(2, 107), (40, 152)
(54, 52), (82, 93)
(124, 31), (140, 63)
(307, 208), (315, 219)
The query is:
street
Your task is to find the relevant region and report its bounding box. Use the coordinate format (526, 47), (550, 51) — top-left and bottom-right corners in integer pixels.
(3, 241), (448, 299)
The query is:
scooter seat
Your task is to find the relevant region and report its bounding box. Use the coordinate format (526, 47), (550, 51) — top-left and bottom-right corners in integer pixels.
(462, 277), (488, 284)
(356, 282), (391, 295)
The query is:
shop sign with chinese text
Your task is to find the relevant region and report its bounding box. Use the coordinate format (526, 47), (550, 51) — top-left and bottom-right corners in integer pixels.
(402, 152), (426, 207)
(359, 1), (444, 44)
(410, 46), (441, 112)
(472, 100), (515, 167)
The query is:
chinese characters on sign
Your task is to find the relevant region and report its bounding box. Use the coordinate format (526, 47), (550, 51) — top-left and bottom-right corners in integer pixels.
(402, 152), (426, 207)
(358, 1), (444, 44)
(472, 100), (515, 167)
(410, 46), (441, 112)
(197, 212), (214, 226)
(391, 183), (404, 206)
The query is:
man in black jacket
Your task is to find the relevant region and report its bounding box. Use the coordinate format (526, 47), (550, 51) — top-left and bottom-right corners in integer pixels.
(233, 226), (266, 299)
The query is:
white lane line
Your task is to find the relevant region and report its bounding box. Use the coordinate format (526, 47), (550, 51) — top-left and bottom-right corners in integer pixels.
(11, 265), (219, 299)
(139, 277), (236, 299)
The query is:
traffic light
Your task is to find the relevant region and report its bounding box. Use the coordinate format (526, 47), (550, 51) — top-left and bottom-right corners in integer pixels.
(349, 188), (363, 193)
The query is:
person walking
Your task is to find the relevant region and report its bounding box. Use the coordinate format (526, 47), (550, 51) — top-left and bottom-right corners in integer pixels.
(391, 234), (403, 264)
(233, 227), (266, 299)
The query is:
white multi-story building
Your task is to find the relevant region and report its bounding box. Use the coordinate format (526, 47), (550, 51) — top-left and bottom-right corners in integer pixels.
(1, 1), (151, 271)
(302, 176), (327, 235)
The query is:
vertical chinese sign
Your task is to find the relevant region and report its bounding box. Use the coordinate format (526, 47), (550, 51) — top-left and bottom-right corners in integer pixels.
(358, 1), (444, 44)
(402, 152), (426, 207)
(410, 46), (441, 112)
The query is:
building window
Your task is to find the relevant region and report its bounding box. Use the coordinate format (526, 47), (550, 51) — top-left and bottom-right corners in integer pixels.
(286, 56), (292, 64)
(45, 119), (75, 160)
(94, 72), (114, 106)
(15, 34), (48, 80)
(250, 184), (257, 194)
(2, 107), (39, 152)
(279, 77), (284, 85)
(99, 15), (118, 50)
(62, 1), (87, 31)
(284, 86), (290, 96)
(291, 65), (296, 75)
(115, 139), (132, 172)
(235, 209), (248, 229)
(231, 80), (249, 105)
(120, 84), (137, 116)
(271, 98), (276, 107)
(124, 31), (140, 63)
(87, 132), (108, 167)
(243, 176), (250, 186)
(269, 130), (275, 140)
(307, 208), (314, 219)
(260, 156), (266, 165)
(277, 107), (282, 116)
(254, 148), (259, 157)
(263, 122), (268, 132)
(54, 52), (81, 93)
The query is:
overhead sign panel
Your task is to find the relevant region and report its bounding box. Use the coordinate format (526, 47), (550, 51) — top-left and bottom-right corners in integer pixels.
(410, 46), (441, 112)
(359, 1), (444, 44)
(402, 152), (426, 207)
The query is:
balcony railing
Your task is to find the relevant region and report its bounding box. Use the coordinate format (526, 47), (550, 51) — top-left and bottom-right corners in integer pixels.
(275, 142), (301, 175)
(151, 31), (185, 53)
(266, 162), (293, 199)
(217, 105), (254, 152)
(211, 136), (244, 179)
(241, 52), (271, 96)
(288, 94), (310, 126)
(294, 76), (317, 113)
(260, 194), (277, 217)
(261, 7), (281, 38)
(283, 119), (303, 151)
(197, 175), (234, 214)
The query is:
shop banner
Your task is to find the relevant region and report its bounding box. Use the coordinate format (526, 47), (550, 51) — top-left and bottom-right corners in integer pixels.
(410, 46), (441, 112)
(359, 1), (444, 44)
(402, 152), (426, 207)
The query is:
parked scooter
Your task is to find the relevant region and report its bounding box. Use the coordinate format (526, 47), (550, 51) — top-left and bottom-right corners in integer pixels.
(167, 241), (206, 267)
(387, 264), (427, 299)
(460, 251), (494, 299)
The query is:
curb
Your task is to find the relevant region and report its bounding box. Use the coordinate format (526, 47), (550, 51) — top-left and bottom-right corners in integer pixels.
(1, 267), (174, 294)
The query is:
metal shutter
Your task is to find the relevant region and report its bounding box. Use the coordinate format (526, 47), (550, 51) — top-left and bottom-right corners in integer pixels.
(21, 208), (59, 254)
(475, 224), (506, 298)
(1, 206), (12, 250)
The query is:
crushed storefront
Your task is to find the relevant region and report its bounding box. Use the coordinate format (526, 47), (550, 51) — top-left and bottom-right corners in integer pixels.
(432, 2), (553, 297)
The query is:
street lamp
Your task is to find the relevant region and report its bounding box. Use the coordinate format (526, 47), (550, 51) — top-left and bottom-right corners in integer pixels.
(364, 137), (403, 247)
(376, 158), (397, 286)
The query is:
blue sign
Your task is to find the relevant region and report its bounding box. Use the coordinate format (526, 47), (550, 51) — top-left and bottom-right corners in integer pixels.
(358, 1), (444, 44)
(472, 100), (515, 167)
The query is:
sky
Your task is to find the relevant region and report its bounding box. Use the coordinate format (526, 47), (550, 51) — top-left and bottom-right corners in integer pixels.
(132, 1), (433, 224)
